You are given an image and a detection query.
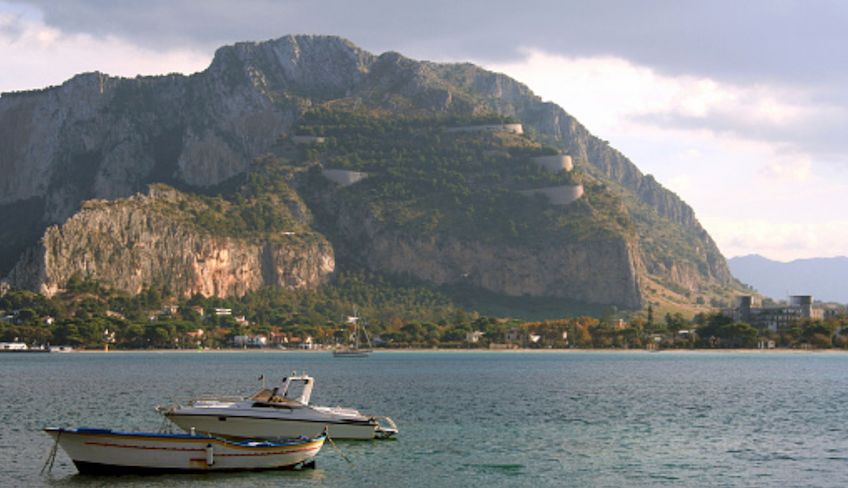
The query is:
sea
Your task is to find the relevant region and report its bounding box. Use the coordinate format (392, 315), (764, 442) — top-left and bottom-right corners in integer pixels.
(2, 350), (848, 487)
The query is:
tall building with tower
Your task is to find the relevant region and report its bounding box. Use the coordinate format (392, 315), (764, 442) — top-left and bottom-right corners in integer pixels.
(726, 295), (823, 331)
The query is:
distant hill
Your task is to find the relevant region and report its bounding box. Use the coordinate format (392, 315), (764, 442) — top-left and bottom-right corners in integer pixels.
(728, 254), (848, 303)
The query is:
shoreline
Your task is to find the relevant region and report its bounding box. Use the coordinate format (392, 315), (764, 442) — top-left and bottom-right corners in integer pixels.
(24, 347), (846, 354)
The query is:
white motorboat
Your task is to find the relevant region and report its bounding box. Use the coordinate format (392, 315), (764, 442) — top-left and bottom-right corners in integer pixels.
(158, 374), (397, 441)
(43, 427), (324, 474)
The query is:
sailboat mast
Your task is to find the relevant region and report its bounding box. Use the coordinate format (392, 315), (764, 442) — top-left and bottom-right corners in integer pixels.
(354, 319), (360, 349)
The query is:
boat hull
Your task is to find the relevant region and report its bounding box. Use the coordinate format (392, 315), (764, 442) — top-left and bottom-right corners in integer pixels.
(166, 412), (380, 440)
(44, 428), (323, 473)
(70, 459), (315, 475)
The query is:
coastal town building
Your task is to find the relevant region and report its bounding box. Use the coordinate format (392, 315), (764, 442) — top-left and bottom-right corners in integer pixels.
(505, 328), (522, 343)
(725, 295), (824, 331)
(292, 336), (315, 350)
(269, 331), (288, 346)
(823, 304), (846, 319)
(186, 329), (204, 339)
(465, 331), (485, 343)
(233, 335), (267, 348)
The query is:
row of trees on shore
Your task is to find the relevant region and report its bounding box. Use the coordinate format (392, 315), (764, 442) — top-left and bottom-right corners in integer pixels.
(1, 277), (846, 350)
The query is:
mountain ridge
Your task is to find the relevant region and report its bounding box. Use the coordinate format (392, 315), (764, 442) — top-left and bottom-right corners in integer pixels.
(0, 34), (742, 310)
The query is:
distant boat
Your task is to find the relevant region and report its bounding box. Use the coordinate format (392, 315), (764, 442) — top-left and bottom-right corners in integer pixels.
(333, 309), (373, 358)
(43, 427), (325, 474)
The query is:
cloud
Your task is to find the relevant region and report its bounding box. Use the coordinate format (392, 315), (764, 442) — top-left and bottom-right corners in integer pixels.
(8, 0), (848, 86)
(0, 9), (209, 93)
(635, 91), (848, 164)
(0, 11), (24, 40)
(761, 155), (813, 181)
(703, 218), (848, 261)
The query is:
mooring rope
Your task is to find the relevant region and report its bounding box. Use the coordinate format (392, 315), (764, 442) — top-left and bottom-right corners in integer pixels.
(157, 411), (175, 434)
(40, 431), (60, 475)
(326, 434), (352, 464)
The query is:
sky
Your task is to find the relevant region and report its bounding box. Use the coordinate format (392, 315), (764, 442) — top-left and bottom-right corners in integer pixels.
(1, 0), (846, 262)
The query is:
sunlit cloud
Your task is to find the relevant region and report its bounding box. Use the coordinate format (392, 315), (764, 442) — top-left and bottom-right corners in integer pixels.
(486, 49), (824, 146)
(702, 218), (848, 262)
(761, 155), (813, 182)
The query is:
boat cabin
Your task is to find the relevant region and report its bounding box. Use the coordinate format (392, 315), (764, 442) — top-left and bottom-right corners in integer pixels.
(249, 374), (315, 407)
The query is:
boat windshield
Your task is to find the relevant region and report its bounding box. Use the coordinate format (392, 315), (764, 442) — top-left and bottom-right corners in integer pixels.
(248, 387), (301, 407)
(249, 388), (275, 402)
(247, 375), (314, 406)
(250, 388), (300, 407)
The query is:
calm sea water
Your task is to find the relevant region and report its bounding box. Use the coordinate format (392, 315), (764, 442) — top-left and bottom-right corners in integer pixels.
(2, 351), (848, 487)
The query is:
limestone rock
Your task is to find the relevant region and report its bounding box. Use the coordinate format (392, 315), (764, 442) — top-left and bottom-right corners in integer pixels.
(5, 187), (334, 298)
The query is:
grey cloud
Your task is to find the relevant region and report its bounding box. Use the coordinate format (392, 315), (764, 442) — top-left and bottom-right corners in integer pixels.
(0, 12), (25, 41)
(10, 0), (848, 86)
(633, 101), (848, 165)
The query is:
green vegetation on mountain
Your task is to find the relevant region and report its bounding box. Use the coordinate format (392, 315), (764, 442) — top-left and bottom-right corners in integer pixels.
(294, 108), (631, 245)
(170, 157), (314, 240)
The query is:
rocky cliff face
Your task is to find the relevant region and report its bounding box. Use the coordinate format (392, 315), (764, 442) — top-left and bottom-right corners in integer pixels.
(307, 179), (642, 309)
(5, 186), (334, 298)
(366, 233), (641, 308)
(0, 35), (365, 222)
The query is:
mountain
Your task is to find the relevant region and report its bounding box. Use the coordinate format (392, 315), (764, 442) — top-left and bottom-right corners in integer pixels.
(728, 254), (848, 303)
(0, 35), (743, 312)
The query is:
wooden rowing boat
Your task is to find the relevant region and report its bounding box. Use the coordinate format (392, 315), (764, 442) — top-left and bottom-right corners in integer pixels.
(43, 427), (325, 474)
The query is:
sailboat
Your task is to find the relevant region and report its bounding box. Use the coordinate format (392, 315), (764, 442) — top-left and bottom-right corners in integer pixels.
(333, 310), (373, 358)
